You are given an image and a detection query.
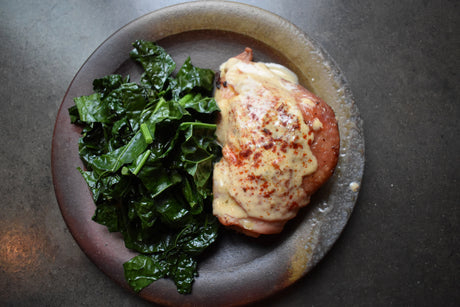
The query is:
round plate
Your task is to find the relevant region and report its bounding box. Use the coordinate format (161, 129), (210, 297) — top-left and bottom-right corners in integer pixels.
(52, 1), (364, 306)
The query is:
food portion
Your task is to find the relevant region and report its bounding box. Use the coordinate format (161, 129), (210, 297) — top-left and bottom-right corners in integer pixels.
(69, 40), (222, 294)
(212, 48), (340, 237)
(69, 40), (339, 294)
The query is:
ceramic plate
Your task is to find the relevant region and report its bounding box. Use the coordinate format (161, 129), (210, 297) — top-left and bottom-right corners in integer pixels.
(52, 1), (364, 306)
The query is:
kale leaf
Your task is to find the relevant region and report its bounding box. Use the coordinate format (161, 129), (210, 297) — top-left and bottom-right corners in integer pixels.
(70, 40), (221, 294)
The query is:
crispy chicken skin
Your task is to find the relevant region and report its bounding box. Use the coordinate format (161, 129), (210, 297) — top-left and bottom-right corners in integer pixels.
(212, 48), (340, 237)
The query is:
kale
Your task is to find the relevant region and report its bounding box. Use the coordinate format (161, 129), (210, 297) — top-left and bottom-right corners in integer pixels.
(70, 40), (221, 294)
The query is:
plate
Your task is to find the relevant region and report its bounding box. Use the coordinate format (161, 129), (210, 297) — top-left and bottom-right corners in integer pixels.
(51, 1), (364, 306)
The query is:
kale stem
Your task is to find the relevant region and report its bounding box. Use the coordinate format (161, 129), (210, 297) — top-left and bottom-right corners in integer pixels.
(178, 93), (194, 106)
(133, 149), (151, 175)
(121, 166), (129, 176)
(140, 122), (153, 144)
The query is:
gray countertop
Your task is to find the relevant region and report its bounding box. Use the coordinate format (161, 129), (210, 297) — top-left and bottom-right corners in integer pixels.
(1, 1), (458, 306)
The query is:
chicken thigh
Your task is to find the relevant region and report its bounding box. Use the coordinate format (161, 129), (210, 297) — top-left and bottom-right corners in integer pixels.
(212, 48), (340, 237)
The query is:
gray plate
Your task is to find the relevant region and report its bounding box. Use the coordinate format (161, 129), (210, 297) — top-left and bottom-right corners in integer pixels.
(51, 1), (364, 306)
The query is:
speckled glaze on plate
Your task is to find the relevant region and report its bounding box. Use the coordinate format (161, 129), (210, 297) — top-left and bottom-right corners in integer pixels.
(51, 1), (364, 306)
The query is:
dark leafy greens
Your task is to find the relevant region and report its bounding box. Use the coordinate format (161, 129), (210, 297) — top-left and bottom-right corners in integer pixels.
(69, 40), (221, 294)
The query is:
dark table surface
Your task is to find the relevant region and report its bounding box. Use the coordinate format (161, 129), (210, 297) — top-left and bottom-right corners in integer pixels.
(1, 1), (458, 306)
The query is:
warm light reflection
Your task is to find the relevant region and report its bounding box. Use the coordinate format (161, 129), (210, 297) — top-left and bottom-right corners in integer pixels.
(0, 225), (42, 274)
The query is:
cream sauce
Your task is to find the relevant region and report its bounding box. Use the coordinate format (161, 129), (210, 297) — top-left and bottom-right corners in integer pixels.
(213, 58), (319, 226)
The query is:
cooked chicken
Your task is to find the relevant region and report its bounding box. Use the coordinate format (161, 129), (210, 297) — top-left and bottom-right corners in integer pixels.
(212, 48), (340, 237)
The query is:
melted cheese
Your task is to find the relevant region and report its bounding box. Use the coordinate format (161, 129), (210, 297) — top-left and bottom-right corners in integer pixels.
(312, 118), (323, 131)
(264, 63), (299, 84)
(213, 58), (319, 228)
